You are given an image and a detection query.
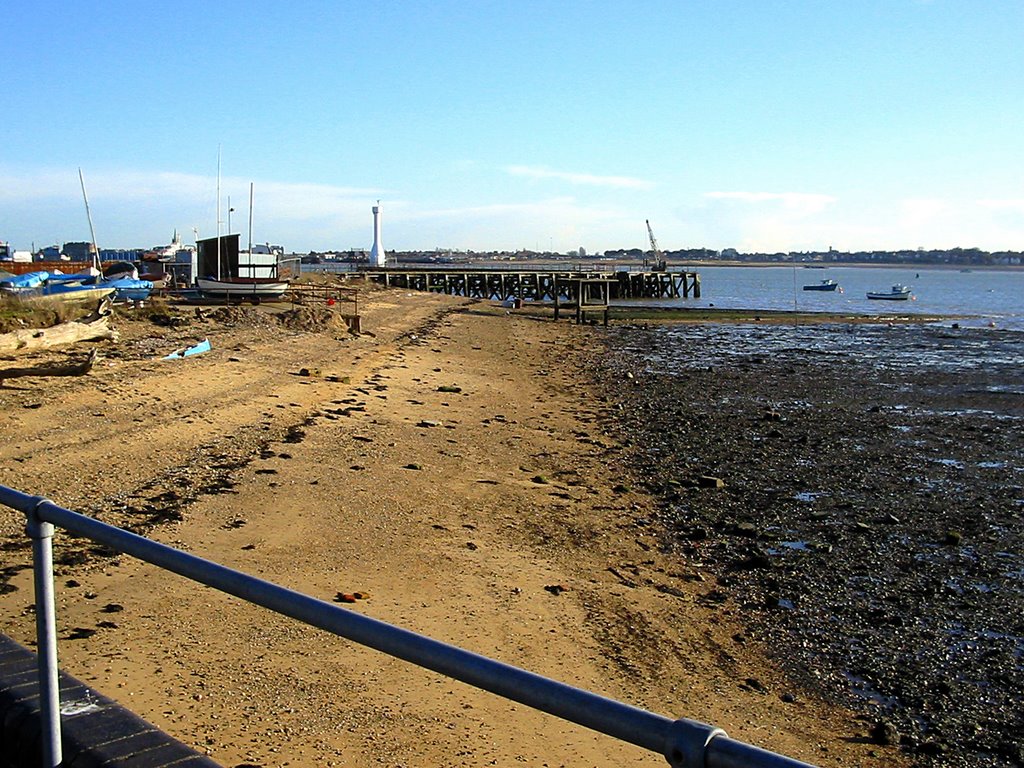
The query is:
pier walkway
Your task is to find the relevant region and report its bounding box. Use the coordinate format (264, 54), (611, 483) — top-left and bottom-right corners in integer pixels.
(360, 267), (700, 302)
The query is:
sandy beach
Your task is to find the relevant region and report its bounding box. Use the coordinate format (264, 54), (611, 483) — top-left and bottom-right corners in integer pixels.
(0, 284), (911, 767)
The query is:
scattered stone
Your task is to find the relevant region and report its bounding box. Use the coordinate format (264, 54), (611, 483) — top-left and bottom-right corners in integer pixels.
(744, 677), (768, 693)
(544, 584), (568, 595)
(100, 603), (124, 613)
(697, 475), (725, 489)
(298, 367), (321, 377)
(654, 583), (687, 598)
(918, 740), (947, 756)
(612, 483), (630, 493)
(403, 463), (423, 470)
(437, 385), (462, 393)
(870, 719), (900, 746)
(466, 542), (478, 551)
(733, 547), (773, 570)
(728, 521), (758, 538)
(531, 475), (550, 484)
(944, 530), (963, 546)
(417, 420), (442, 428)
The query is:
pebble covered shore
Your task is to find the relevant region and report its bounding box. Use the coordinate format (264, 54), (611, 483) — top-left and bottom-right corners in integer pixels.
(594, 321), (1024, 768)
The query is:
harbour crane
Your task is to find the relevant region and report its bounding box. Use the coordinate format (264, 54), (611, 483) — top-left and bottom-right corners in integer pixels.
(645, 219), (668, 272)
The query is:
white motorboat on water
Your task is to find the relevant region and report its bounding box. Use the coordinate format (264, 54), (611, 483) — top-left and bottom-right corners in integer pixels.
(802, 279), (840, 292)
(866, 284), (913, 301)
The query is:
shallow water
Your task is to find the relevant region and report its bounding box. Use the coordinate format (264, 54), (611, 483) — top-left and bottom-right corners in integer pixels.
(631, 265), (1024, 330)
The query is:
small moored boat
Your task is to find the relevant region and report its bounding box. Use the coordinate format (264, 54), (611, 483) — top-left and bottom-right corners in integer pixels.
(803, 279), (840, 292)
(867, 284), (913, 301)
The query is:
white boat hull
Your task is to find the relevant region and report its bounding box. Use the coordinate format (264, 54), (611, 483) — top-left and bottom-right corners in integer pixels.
(866, 293), (911, 301)
(196, 277), (289, 301)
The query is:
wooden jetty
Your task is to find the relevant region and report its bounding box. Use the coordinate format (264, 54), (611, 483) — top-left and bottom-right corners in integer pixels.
(360, 267), (700, 302)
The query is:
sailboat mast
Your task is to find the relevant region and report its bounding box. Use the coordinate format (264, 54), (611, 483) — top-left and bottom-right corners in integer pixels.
(247, 182), (254, 256)
(78, 168), (101, 272)
(216, 146), (222, 280)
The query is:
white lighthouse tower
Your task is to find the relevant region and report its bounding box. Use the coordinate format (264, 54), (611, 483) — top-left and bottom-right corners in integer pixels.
(369, 201), (386, 267)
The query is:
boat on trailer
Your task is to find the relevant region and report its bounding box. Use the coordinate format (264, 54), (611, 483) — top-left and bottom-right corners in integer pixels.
(196, 276), (288, 303)
(197, 174), (289, 304)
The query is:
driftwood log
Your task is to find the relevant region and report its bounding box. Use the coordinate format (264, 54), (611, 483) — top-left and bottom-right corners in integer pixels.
(0, 299), (118, 354)
(0, 349), (99, 385)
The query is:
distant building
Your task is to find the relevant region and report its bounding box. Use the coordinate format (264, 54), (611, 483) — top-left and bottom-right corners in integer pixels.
(100, 248), (145, 262)
(252, 243), (284, 256)
(62, 241), (96, 262)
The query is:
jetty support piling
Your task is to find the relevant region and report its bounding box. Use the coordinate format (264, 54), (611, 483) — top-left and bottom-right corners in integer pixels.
(553, 277), (611, 325)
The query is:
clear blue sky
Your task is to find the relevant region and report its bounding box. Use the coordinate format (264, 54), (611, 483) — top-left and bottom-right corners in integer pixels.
(2, 0), (1022, 254)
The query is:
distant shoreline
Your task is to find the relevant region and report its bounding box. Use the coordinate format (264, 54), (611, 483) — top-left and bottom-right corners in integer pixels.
(668, 260), (1024, 271)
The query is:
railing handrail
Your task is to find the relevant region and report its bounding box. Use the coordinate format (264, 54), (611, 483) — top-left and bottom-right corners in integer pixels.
(0, 485), (817, 768)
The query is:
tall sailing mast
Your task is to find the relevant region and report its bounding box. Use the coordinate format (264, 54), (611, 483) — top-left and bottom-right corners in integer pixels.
(247, 181), (254, 256)
(79, 168), (101, 272)
(216, 146), (222, 280)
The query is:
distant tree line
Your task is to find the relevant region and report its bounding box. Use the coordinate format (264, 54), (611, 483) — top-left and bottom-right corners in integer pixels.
(601, 246), (1023, 266)
(300, 246), (1023, 267)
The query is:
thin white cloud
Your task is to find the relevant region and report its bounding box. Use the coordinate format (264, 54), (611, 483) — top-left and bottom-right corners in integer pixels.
(0, 164), (389, 251)
(0, 166), (380, 208)
(977, 198), (1024, 212)
(409, 197), (590, 219)
(505, 165), (654, 190)
(703, 191), (837, 215)
(392, 196), (638, 252)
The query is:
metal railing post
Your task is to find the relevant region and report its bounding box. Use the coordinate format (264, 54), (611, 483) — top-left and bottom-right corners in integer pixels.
(25, 500), (63, 768)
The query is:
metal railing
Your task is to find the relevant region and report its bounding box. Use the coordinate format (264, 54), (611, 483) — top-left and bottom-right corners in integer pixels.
(0, 485), (818, 768)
